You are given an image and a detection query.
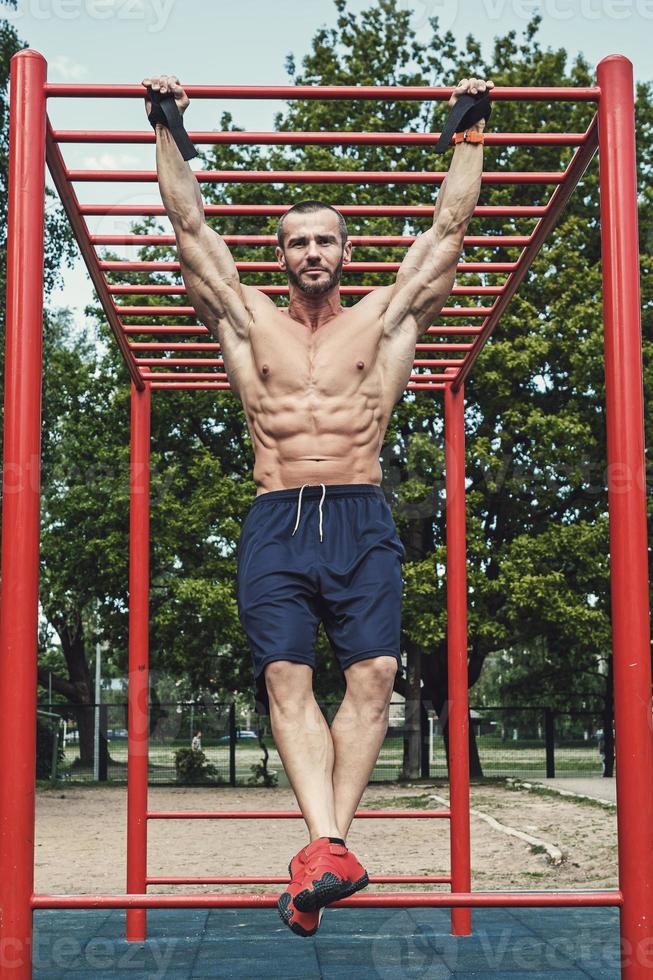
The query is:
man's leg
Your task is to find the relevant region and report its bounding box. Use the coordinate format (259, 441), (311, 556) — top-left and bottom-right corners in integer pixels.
(264, 660), (342, 841)
(330, 656), (398, 839)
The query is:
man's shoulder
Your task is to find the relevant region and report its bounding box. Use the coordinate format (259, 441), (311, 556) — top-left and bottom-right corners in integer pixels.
(346, 284), (394, 321)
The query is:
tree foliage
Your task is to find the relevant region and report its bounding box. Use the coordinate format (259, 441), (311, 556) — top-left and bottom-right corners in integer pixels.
(21, 2), (651, 773)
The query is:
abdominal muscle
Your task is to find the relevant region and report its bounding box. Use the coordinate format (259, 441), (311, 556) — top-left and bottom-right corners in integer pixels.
(247, 389), (388, 495)
(226, 299), (395, 495)
(253, 452), (384, 495)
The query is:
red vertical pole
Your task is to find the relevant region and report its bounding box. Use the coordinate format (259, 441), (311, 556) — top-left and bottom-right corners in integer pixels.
(597, 55), (653, 979)
(444, 382), (472, 936)
(0, 50), (47, 980)
(126, 380), (151, 941)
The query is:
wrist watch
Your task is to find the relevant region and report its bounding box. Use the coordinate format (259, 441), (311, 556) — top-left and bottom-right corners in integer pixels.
(452, 129), (485, 145)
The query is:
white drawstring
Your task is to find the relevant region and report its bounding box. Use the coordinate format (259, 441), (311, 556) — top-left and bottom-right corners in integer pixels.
(317, 483), (326, 541)
(291, 484), (309, 536)
(291, 483), (327, 542)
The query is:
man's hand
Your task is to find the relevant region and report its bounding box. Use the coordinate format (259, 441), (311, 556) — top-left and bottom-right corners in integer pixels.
(448, 77), (494, 131)
(142, 74), (189, 120)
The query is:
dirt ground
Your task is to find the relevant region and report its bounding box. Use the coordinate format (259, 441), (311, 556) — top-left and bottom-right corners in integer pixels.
(34, 782), (617, 896)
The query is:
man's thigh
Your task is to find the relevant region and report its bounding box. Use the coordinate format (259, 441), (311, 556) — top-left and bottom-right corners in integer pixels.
(318, 542), (404, 673)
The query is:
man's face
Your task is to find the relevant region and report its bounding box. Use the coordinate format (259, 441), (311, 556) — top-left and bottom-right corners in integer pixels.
(276, 210), (352, 297)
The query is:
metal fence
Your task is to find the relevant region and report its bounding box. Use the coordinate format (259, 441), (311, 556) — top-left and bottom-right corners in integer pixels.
(37, 701), (609, 786)
(432, 706), (607, 779)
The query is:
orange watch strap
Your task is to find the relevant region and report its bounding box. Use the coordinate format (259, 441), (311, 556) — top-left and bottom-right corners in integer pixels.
(452, 129), (485, 145)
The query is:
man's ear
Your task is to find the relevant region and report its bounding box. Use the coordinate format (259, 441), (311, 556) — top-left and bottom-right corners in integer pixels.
(275, 245), (286, 269)
(342, 240), (353, 266)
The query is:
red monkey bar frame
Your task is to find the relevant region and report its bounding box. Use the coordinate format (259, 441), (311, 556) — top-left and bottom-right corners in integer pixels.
(0, 50), (650, 979)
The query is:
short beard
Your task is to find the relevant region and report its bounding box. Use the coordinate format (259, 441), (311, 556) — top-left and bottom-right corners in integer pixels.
(285, 252), (344, 296)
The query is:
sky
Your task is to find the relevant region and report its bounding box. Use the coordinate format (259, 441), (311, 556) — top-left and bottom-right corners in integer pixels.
(4, 0), (650, 324)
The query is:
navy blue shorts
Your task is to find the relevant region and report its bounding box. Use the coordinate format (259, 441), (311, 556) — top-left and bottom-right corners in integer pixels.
(236, 483), (406, 714)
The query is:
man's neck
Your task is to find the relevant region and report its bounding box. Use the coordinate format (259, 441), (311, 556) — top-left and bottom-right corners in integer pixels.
(286, 285), (343, 332)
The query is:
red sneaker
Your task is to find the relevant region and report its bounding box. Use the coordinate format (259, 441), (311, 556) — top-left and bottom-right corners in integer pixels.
(277, 889), (324, 937)
(292, 837), (369, 913)
(288, 846), (305, 881)
(277, 848), (324, 937)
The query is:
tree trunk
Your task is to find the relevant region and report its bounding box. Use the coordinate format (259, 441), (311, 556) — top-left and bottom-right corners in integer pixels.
(467, 644), (485, 778)
(602, 655), (615, 778)
(468, 719), (484, 779)
(420, 691), (431, 778)
(39, 606), (94, 765)
(401, 639), (421, 780)
(421, 640), (484, 778)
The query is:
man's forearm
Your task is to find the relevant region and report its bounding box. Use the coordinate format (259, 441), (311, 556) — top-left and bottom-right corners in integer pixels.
(155, 125), (204, 234)
(432, 140), (483, 243)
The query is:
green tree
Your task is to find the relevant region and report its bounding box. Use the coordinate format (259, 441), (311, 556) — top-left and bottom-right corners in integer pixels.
(0, 1), (74, 381)
(30, 1), (651, 781)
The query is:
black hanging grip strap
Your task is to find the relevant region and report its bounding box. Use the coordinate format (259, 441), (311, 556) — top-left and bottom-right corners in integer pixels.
(433, 91), (492, 153)
(147, 86), (198, 161)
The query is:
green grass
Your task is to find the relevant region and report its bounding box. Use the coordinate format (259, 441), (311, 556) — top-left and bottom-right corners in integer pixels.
(57, 734), (604, 785)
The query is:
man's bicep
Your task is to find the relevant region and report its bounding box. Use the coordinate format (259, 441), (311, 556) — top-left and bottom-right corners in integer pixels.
(384, 236), (460, 336)
(176, 223), (252, 337)
(177, 222), (243, 294)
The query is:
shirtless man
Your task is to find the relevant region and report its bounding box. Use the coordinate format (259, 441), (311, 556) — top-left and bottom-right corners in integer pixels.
(143, 73), (492, 937)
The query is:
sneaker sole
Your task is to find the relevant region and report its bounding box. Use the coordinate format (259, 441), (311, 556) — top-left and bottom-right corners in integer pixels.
(277, 893), (323, 937)
(293, 870), (370, 913)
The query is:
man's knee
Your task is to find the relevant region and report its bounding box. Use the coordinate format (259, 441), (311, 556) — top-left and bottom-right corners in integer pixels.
(345, 656), (398, 712)
(264, 661), (313, 713)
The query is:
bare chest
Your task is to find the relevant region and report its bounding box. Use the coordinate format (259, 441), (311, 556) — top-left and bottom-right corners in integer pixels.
(247, 310), (384, 398)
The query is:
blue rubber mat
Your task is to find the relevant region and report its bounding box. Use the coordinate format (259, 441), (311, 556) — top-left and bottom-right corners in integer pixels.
(31, 906), (621, 979)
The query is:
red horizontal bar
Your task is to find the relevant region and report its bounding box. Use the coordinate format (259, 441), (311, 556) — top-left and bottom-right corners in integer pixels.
(426, 328), (482, 336)
(54, 129), (588, 147)
(80, 203), (546, 217)
(136, 356), (461, 369)
(110, 284), (503, 297)
(31, 890), (622, 911)
(124, 326), (206, 335)
(125, 329), (481, 341)
(146, 875), (452, 886)
(128, 339), (218, 346)
(69, 168), (563, 185)
(117, 306), (492, 318)
(150, 382), (232, 390)
(136, 358), (223, 366)
(148, 382), (445, 391)
(147, 809), (451, 819)
(91, 234), (532, 247)
(125, 338), (480, 350)
(413, 357), (463, 368)
(141, 371), (454, 382)
(141, 372), (227, 381)
(425, 343), (474, 351)
(44, 83), (600, 101)
(100, 260), (517, 274)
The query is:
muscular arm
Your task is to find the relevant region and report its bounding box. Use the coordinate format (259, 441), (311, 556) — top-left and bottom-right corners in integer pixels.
(382, 77), (492, 339)
(146, 75), (258, 341)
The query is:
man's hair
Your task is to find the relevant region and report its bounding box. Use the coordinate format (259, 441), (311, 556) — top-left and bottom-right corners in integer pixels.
(276, 200), (348, 248)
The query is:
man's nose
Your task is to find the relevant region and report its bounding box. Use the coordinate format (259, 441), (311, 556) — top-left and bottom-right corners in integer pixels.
(306, 240), (320, 259)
